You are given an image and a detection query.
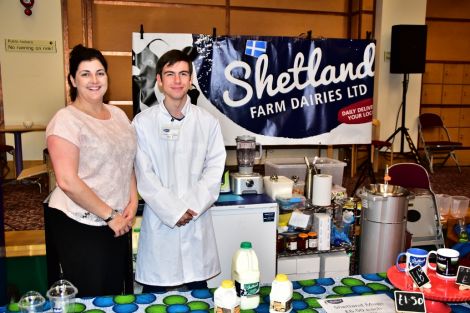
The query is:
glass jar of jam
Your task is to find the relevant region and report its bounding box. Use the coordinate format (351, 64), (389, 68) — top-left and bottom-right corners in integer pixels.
(297, 233), (308, 252)
(276, 234), (285, 254)
(308, 232), (318, 251)
(285, 233), (298, 253)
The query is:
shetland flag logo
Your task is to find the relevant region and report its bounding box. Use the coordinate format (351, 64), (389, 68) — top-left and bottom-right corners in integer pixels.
(245, 40), (267, 57)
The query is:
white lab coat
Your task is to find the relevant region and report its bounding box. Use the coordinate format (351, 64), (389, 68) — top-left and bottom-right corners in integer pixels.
(133, 98), (226, 286)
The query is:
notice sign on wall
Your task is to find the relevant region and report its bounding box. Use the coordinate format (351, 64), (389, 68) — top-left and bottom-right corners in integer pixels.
(5, 39), (56, 53)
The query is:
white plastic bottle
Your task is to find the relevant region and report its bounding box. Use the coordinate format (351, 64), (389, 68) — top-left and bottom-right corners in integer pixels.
(269, 274), (293, 313)
(231, 241), (260, 310)
(214, 280), (240, 313)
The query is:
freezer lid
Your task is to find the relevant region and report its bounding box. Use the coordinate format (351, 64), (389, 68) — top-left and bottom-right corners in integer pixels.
(213, 193), (276, 207)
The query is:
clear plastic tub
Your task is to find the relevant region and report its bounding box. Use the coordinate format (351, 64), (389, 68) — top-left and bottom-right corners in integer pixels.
(18, 291), (45, 313)
(264, 157), (346, 186)
(46, 280), (78, 313)
(276, 195), (306, 213)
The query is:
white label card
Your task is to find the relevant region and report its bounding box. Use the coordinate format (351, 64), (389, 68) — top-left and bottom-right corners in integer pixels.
(318, 294), (396, 313)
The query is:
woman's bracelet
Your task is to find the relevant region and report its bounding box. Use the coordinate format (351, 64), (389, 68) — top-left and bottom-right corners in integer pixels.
(104, 209), (119, 223)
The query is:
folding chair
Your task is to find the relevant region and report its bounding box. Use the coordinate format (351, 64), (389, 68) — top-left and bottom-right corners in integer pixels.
(418, 113), (463, 174)
(17, 164), (47, 193)
(388, 163), (445, 249)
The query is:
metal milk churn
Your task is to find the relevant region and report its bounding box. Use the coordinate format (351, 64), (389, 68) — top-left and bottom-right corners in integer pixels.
(358, 183), (410, 274)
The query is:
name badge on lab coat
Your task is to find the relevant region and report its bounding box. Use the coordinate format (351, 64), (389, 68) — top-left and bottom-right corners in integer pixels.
(160, 124), (180, 140)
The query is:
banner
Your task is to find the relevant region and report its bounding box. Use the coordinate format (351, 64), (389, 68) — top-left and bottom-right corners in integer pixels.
(132, 33), (375, 145)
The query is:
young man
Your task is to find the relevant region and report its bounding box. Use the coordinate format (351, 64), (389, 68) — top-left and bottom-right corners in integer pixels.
(133, 48), (226, 292)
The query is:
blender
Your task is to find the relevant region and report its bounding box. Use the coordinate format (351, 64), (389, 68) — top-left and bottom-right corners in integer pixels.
(230, 135), (264, 195)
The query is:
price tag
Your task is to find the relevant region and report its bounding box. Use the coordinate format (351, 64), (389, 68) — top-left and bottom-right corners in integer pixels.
(409, 265), (430, 288)
(456, 265), (470, 286)
(394, 291), (426, 313)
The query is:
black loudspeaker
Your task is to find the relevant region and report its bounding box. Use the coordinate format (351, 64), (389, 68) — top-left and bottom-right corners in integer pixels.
(390, 25), (427, 74)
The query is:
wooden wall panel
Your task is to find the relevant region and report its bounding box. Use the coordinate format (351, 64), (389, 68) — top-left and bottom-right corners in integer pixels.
(129, 0), (225, 4)
(62, 0), (377, 106)
(360, 14), (373, 38)
(350, 15), (359, 39)
(362, 0), (374, 11)
(230, 11), (347, 38)
(426, 21), (470, 62)
(423, 63), (444, 84)
(93, 4), (226, 51)
(105, 56), (132, 101)
(351, 0), (374, 12)
(230, 0), (348, 12)
(427, 0), (470, 19)
(67, 0), (85, 49)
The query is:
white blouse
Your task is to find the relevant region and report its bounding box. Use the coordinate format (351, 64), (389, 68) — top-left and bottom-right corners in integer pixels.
(46, 104), (137, 226)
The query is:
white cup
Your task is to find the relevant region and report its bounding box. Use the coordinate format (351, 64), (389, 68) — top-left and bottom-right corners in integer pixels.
(396, 247), (429, 273)
(451, 196), (470, 219)
(435, 194), (451, 219)
(23, 120), (34, 128)
(427, 248), (460, 279)
(18, 291), (45, 313)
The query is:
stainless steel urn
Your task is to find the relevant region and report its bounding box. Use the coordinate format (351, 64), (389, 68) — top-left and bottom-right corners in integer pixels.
(359, 183), (410, 274)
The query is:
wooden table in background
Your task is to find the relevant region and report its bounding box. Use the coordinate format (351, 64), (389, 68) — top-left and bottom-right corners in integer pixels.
(4, 230), (45, 257)
(0, 124), (46, 177)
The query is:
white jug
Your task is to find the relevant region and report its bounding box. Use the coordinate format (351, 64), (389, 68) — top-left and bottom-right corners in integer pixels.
(269, 274), (293, 313)
(214, 280), (240, 313)
(231, 241), (260, 310)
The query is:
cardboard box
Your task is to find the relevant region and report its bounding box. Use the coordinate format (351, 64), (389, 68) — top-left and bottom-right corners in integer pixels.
(313, 213), (331, 251)
(320, 252), (350, 272)
(288, 273), (320, 281)
(320, 270), (350, 278)
(277, 257), (297, 275)
(296, 255), (321, 274)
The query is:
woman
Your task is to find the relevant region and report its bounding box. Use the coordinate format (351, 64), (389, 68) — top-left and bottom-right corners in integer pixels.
(45, 44), (137, 296)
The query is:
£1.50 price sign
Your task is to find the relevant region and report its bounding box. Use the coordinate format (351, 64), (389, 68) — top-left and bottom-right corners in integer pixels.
(394, 290), (426, 312)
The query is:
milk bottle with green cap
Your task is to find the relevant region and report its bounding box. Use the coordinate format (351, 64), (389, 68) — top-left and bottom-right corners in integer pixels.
(214, 280), (240, 313)
(269, 274), (293, 313)
(231, 241), (260, 310)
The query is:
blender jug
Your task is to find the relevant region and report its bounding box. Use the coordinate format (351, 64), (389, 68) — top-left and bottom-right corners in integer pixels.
(236, 135), (262, 174)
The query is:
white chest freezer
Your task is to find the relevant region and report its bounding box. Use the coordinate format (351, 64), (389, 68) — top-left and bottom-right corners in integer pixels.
(208, 193), (278, 288)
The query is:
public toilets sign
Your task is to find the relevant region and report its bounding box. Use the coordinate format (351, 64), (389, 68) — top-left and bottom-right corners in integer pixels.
(132, 33), (375, 145)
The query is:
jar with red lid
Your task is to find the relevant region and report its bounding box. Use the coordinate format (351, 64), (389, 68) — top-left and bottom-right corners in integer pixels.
(308, 232), (318, 251)
(297, 233), (308, 252)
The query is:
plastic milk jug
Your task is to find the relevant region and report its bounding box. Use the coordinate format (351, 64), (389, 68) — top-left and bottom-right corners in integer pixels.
(231, 241), (260, 310)
(269, 274), (293, 313)
(214, 280), (240, 313)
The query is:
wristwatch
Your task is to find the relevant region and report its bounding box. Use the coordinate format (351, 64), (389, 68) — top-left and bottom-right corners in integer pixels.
(104, 209), (119, 223)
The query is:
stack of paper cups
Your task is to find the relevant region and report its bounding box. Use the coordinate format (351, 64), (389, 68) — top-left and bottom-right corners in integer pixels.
(312, 174), (332, 206)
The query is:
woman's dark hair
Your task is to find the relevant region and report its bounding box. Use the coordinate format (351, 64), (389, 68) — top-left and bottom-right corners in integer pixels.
(156, 47), (197, 78)
(68, 44), (108, 101)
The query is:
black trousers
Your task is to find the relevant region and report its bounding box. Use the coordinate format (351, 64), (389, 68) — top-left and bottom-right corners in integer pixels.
(44, 204), (131, 297)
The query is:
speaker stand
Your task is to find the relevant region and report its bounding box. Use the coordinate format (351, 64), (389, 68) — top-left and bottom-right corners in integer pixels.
(385, 73), (422, 164)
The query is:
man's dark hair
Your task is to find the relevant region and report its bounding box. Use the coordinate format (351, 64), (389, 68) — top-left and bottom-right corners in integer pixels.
(156, 47), (196, 77)
(68, 44), (108, 101)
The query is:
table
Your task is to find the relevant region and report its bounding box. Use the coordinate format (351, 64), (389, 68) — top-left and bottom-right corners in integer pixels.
(0, 124), (46, 177)
(2, 273), (470, 313)
(388, 264), (470, 302)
